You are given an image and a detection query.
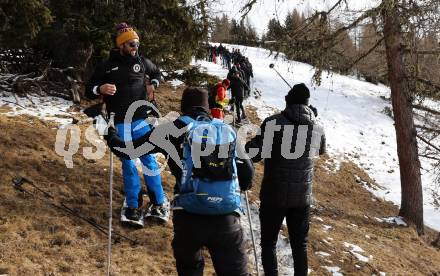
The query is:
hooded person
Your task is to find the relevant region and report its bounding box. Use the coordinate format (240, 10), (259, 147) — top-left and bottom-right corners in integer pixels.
(245, 83), (326, 276)
(85, 22), (167, 227)
(105, 87), (254, 276)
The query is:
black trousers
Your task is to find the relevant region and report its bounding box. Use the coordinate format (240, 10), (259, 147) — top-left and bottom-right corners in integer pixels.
(172, 210), (248, 276)
(259, 205), (310, 276)
(234, 97), (246, 121)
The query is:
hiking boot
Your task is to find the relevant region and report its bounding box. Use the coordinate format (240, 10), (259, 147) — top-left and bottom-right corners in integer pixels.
(145, 199), (170, 223)
(125, 207), (142, 221)
(120, 198), (144, 228)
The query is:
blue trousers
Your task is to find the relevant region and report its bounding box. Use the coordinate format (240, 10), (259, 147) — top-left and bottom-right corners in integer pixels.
(116, 119), (164, 208)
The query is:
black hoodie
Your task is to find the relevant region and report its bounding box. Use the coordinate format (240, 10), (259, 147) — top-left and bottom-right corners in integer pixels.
(85, 49), (161, 123)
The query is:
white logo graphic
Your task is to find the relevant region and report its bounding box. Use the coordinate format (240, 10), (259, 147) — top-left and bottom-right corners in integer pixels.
(207, 197), (223, 203)
(133, 64), (141, 73)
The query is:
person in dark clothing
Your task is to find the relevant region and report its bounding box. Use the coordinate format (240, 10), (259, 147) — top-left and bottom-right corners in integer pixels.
(85, 22), (167, 225)
(105, 87), (254, 276)
(228, 65), (249, 123)
(245, 83), (326, 276)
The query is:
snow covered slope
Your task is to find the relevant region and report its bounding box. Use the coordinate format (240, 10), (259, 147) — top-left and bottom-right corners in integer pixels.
(194, 43), (440, 231)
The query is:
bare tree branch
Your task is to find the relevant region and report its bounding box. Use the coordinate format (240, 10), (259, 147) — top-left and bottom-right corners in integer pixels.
(415, 124), (440, 134)
(239, 0), (257, 18)
(416, 77), (440, 91)
(419, 154), (440, 162)
(412, 104), (440, 116)
(344, 37), (385, 71)
(417, 134), (440, 152)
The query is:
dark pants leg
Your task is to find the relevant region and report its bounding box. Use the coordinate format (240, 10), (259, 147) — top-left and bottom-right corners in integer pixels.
(172, 213), (205, 276)
(172, 211), (248, 276)
(235, 97), (245, 121)
(208, 228), (248, 276)
(259, 205), (285, 276)
(286, 206), (310, 276)
(260, 205), (310, 276)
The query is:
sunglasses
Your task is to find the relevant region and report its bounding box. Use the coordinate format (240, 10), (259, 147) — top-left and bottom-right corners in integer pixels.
(127, 41), (140, 48)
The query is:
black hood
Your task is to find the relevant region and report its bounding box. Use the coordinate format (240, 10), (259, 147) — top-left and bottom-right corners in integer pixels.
(281, 104), (315, 125)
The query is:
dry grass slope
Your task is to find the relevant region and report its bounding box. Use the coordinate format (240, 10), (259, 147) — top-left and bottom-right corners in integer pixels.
(0, 82), (439, 275)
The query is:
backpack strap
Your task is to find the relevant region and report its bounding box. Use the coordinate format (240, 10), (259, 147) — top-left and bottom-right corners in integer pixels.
(178, 115), (194, 125)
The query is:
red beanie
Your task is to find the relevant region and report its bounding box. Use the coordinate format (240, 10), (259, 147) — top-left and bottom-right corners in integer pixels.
(222, 79), (230, 87)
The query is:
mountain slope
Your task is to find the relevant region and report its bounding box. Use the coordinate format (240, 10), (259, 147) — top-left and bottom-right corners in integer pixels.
(1, 81), (440, 275)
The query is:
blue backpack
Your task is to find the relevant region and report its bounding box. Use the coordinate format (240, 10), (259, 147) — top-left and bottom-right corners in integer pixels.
(174, 115), (242, 215)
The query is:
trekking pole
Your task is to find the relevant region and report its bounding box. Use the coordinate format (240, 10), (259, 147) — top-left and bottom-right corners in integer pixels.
(231, 102), (236, 126)
(107, 112), (115, 276)
(269, 63), (292, 89)
(244, 191), (260, 276)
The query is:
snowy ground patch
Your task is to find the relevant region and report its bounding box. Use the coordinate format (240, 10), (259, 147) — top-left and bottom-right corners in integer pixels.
(194, 43), (440, 232)
(0, 92), (74, 127)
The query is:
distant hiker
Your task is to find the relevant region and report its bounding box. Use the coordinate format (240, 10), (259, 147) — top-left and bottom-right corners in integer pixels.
(105, 87), (254, 276)
(85, 22), (168, 227)
(228, 65), (249, 123)
(245, 83), (326, 276)
(209, 78), (233, 120)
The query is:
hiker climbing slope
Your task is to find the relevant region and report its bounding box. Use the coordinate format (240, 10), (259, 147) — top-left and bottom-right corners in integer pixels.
(85, 22), (168, 227)
(245, 83), (326, 276)
(105, 87), (254, 276)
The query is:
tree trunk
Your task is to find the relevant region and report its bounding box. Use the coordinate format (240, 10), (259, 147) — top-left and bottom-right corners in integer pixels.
(382, 3), (424, 235)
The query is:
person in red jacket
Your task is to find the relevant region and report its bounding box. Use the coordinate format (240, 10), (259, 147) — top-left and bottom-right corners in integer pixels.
(209, 79), (232, 119)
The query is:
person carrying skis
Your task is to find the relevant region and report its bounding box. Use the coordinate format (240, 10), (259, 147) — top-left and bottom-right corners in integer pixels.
(85, 22), (168, 227)
(209, 78), (233, 120)
(245, 83), (326, 276)
(105, 87), (254, 276)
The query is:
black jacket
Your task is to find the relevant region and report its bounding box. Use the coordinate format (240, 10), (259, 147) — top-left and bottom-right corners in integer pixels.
(106, 108), (254, 192)
(227, 67), (248, 99)
(245, 104), (326, 208)
(85, 49), (161, 124)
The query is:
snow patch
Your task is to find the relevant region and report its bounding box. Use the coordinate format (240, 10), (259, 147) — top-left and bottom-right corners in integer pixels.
(0, 92), (74, 127)
(322, 266), (343, 276)
(169, 79), (184, 88)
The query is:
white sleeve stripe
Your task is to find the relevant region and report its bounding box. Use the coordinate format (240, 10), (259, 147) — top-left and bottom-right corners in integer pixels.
(93, 86), (100, 95)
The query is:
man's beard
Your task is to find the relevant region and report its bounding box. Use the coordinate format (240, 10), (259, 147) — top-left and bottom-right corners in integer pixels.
(122, 47), (137, 57)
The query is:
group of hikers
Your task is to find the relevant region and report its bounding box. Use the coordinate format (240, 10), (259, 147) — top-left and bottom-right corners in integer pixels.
(208, 45), (254, 124)
(86, 23), (326, 276)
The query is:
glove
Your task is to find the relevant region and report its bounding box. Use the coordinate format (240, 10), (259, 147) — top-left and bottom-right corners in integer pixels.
(309, 105), (318, 117)
(104, 126), (117, 142)
(229, 97), (235, 105)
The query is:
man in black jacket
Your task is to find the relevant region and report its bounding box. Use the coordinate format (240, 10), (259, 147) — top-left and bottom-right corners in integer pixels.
(85, 23), (166, 226)
(245, 83), (326, 276)
(106, 87), (254, 276)
(227, 65), (249, 123)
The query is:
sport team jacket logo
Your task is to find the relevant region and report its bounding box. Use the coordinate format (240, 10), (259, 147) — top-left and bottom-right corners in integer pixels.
(133, 64), (141, 73)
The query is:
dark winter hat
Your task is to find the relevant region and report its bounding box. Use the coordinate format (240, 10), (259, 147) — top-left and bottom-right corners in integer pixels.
(285, 83), (310, 105)
(115, 22), (139, 47)
(181, 87), (209, 113)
